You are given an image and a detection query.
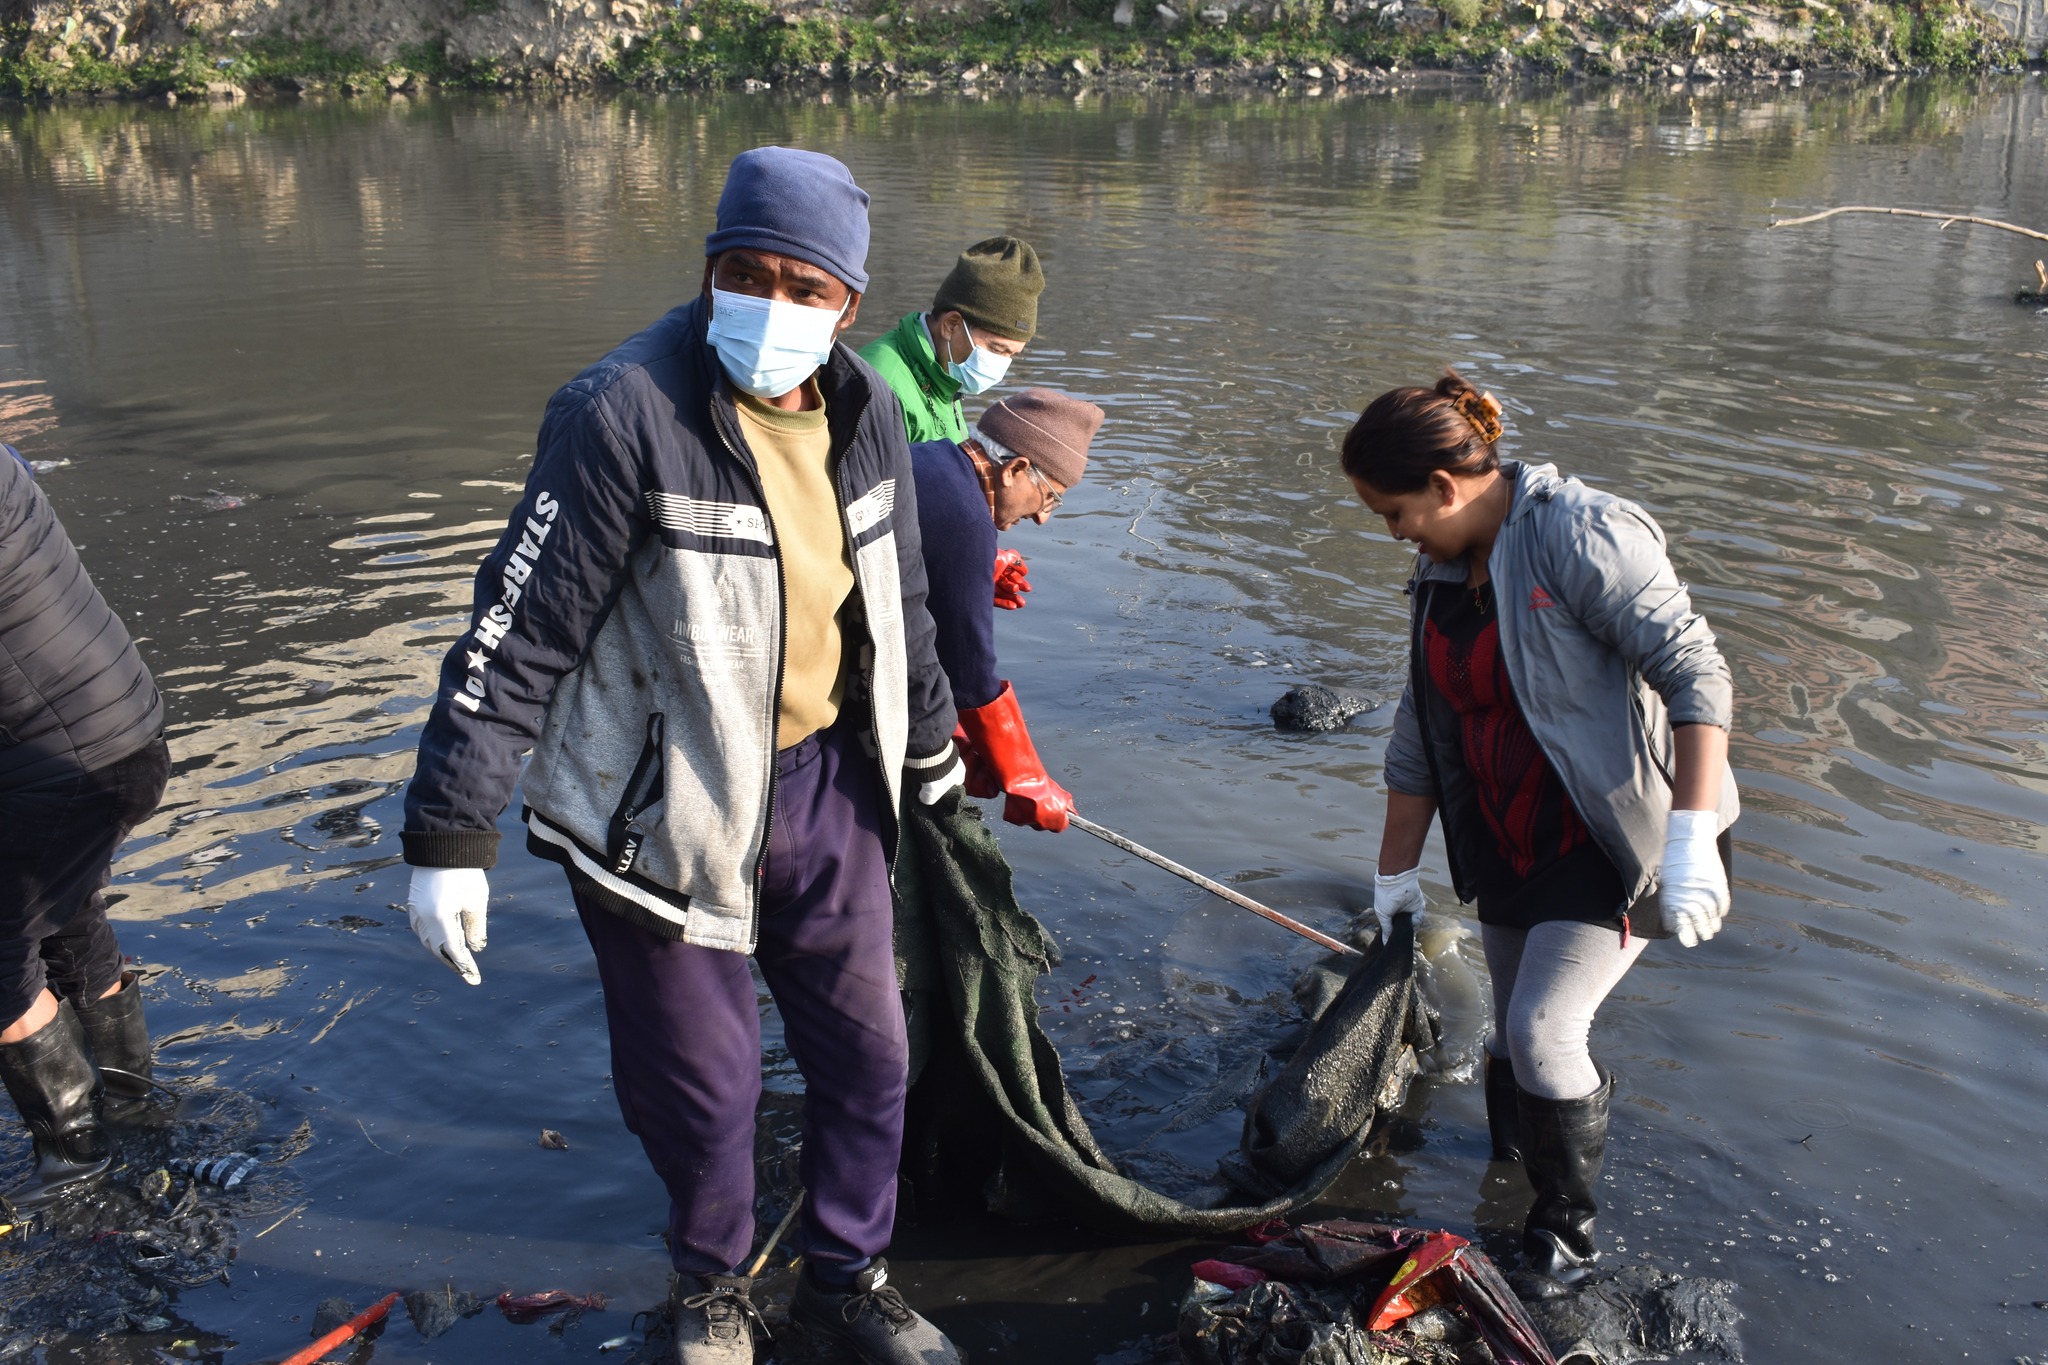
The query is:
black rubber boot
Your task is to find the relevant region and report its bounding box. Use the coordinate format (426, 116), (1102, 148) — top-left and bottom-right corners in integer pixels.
(1514, 1072), (1611, 1299)
(0, 1002), (111, 1211)
(790, 1258), (961, 1364)
(73, 973), (154, 1121)
(1483, 1051), (1522, 1164)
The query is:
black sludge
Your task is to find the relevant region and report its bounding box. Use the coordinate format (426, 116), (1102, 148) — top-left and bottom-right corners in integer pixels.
(1521, 1265), (1745, 1365)
(1270, 686), (1377, 734)
(0, 1093), (307, 1352)
(405, 1287), (489, 1341)
(894, 794), (1430, 1235)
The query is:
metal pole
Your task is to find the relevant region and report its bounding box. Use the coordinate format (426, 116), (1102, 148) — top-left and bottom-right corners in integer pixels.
(745, 1190), (806, 1277)
(1067, 814), (1358, 957)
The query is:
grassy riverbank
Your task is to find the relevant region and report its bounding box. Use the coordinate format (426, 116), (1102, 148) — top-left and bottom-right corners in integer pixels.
(611, 0), (2024, 86)
(0, 0), (2026, 102)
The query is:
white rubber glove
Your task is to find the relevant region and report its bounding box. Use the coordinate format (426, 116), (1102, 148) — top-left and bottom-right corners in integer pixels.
(407, 866), (490, 986)
(1373, 867), (1428, 944)
(1658, 809), (1729, 948)
(914, 751), (967, 806)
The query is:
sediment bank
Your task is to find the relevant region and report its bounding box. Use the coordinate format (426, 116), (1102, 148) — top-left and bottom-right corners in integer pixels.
(0, 0), (2035, 102)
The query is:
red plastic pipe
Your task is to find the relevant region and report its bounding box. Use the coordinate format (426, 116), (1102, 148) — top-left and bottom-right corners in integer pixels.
(276, 1291), (402, 1365)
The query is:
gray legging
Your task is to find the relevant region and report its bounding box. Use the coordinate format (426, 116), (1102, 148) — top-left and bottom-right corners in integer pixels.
(1482, 920), (1648, 1101)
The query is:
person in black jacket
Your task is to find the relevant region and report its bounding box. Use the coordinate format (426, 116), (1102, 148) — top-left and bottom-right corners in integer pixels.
(909, 389), (1103, 833)
(0, 444), (170, 1214)
(396, 149), (964, 1365)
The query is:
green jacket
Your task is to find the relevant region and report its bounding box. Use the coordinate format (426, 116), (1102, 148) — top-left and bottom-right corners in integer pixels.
(859, 313), (967, 445)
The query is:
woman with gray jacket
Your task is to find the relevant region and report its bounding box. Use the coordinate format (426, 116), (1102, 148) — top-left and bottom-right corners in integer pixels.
(1341, 372), (1738, 1295)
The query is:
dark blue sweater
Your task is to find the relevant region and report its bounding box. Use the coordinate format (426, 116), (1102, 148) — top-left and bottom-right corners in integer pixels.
(909, 439), (1002, 712)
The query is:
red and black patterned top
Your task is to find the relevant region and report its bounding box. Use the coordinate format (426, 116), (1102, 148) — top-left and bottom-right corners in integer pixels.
(1423, 578), (1625, 928)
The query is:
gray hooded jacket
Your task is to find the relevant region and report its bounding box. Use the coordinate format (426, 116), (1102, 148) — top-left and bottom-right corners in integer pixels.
(1385, 461), (1739, 923)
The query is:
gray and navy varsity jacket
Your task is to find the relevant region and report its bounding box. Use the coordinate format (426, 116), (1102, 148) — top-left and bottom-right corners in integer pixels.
(0, 447), (164, 791)
(400, 298), (957, 953)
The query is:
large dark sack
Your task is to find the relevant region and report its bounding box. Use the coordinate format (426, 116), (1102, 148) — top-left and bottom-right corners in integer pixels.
(894, 793), (1431, 1236)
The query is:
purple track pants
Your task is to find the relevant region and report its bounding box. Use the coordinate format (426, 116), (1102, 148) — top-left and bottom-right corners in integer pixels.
(573, 719), (908, 1277)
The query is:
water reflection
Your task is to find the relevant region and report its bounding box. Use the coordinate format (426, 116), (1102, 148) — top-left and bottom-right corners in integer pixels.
(1, 78), (2046, 1363)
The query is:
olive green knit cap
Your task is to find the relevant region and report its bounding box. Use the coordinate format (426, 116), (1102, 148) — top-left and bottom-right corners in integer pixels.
(931, 236), (1044, 343)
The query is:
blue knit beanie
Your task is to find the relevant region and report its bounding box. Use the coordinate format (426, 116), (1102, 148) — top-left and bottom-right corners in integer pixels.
(703, 147), (871, 292)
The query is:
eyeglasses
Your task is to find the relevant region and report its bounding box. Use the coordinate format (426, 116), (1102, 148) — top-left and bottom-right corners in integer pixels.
(1025, 461), (1064, 514)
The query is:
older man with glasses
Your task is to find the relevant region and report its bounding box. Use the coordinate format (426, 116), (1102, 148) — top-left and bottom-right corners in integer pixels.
(907, 388), (1102, 833)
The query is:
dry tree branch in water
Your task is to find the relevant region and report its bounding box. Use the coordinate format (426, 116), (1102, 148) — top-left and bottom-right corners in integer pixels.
(1769, 205), (2048, 244)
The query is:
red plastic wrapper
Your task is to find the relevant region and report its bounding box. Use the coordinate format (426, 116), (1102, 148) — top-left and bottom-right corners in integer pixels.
(1190, 1260), (1268, 1292)
(495, 1289), (608, 1323)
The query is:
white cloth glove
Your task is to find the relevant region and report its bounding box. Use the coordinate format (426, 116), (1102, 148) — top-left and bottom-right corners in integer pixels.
(407, 866), (490, 986)
(914, 751), (967, 806)
(1658, 809), (1729, 948)
(1373, 867), (1428, 944)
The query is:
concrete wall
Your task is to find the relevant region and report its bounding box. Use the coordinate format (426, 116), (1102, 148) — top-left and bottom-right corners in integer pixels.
(1977, 0), (2047, 57)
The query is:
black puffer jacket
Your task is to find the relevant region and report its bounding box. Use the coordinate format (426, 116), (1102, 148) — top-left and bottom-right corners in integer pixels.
(0, 447), (164, 790)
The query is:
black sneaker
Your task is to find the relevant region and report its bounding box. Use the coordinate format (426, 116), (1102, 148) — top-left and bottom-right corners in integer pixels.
(789, 1258), (960, 1365)
(670, 1273), (766, 1364)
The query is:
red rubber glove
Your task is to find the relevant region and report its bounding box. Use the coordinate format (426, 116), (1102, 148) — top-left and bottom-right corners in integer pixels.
(952, 724), (1000, 800)
(993, 549), (1031, 611)
(954, 682), (1073, 833)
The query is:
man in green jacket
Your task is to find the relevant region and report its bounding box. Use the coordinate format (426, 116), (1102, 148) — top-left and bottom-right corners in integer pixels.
(859, 236), (1043, 445)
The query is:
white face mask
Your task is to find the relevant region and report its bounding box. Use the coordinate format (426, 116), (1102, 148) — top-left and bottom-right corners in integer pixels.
(945, 318), (1013, 396)
(706, 288), (846, 398)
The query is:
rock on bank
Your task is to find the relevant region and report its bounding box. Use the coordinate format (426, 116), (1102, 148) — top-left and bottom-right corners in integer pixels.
(4, 0), (654, 83)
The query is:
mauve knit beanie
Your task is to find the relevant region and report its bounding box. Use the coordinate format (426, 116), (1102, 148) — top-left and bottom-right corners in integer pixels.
(932, 236), (1044, 343)
(976, 389), (1102, 489)
(703, 147), (872, 292)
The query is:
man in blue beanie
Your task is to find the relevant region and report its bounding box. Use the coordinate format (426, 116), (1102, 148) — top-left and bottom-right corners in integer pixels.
(396, 146), (966, 1365)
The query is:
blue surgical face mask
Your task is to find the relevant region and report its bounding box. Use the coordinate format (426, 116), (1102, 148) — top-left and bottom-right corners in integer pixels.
(706, 287), (846, 398)
(945, 319), (1013, 396)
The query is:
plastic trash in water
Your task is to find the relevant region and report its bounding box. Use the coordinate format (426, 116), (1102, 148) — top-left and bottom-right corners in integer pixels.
(173, 1153), (261, 1190)
(171, 491), (250, 511)
(1654, 0), (1720, 22)
(497, 1290), (608, 1324)
(1181, 1220), (1559, 1364)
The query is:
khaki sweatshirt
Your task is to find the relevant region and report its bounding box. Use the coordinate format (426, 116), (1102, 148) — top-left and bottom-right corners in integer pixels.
(735, 386), (854, 749)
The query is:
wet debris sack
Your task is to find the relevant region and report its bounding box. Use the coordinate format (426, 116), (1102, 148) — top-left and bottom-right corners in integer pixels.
(1179, 1220), (1743, 1365)
(1178, 1219), (1557, 1365)
(894, 794), (1432, 1235)
(1222, 926), (1425, 1201)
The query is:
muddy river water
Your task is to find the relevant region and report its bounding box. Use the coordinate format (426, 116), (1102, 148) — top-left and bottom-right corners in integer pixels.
(3, 76), (2048, 1363)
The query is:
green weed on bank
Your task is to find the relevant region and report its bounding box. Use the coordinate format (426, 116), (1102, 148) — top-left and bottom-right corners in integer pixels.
(603, 0), (2017, 84)
(601, 0), (1515, 84)
(0, 24), (506, 99)
(0, 0), (2025, 101)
